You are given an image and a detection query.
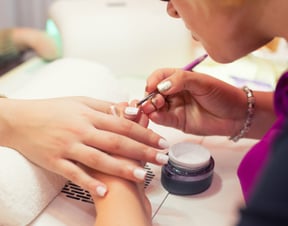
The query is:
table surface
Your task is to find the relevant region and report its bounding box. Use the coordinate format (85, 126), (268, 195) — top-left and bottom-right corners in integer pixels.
(0, 57), (259, 226)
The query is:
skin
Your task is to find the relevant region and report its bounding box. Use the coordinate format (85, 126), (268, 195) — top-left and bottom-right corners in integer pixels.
(0, 28), (170, 195)
(7, 1), (285, 225)
(137, 0), (288, 140)
(0, 97), (167, 195)
(90, 0), (288, 224)
(90, 156), (152, 226)
(166, 0), (272, 63)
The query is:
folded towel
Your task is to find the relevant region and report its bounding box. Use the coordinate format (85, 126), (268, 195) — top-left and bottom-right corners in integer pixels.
(0, 147), (66, 226)
(9, 57), (128, 100)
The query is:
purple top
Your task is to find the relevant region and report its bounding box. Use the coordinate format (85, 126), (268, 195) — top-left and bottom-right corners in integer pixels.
(237, 71), (288, 202)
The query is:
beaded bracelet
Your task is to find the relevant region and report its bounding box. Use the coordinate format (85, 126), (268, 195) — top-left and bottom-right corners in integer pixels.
(229, 86), (255, 142)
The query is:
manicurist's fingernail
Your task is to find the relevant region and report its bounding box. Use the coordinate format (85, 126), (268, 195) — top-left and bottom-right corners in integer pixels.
(156, 153), (169, 165)
(124, 107), (139, 115)
(157, 81), (172, 92)
(133, 168), (147, 180)
(96, 185), (107, 197)
(158, 138), (170, 149)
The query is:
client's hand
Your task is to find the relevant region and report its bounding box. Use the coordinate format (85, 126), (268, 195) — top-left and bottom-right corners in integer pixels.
(0, 97), (169, 196)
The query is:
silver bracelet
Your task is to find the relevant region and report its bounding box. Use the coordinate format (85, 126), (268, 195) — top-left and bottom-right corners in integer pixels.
(229, 86), (255, 142)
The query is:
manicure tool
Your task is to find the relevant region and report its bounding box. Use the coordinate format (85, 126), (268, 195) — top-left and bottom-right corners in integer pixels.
(136, 53), (208, 107)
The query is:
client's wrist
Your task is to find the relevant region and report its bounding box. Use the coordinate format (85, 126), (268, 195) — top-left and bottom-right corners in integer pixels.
(91, 156), (143, 200)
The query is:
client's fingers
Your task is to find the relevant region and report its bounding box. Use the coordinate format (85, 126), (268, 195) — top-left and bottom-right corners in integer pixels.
(69, 143), (166, 182)
(57, 159), (108, 197)
(93, 114), (160, 147)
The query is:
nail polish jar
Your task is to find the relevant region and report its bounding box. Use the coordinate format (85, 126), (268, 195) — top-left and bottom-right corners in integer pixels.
(161, 142), (214, 195)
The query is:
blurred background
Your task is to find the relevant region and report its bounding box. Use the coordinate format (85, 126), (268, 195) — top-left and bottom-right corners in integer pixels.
(0, 0), (55, 29)
(0, 0), (287, 88)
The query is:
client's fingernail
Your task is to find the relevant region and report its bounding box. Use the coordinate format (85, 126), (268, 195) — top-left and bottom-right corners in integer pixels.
(96, 185), (107, 197)
(159, 138), (170, 149)
(157, 81), (172, 92)
(133, 168), (147, 180)
(156, 153), (169, 164)
(110, 105), (118, 116)
(124, 107), (139, 115)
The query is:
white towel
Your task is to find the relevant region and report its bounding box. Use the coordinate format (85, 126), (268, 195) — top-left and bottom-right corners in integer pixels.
(0, 147), (66, 226)
(0, 57), (129, 226)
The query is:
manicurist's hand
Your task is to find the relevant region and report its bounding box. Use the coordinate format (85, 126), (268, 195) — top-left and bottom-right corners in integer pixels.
(140, 68), (252, 137)
(0, 97), (169, 196)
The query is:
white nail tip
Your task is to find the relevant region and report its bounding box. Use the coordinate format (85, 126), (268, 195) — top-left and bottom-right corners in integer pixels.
(96, 186), (107, 197)
(156, 153), (169, 164)
(133, 168), (147, 180)
(125, 107), (139, 115)
(157, 81), (172, 92)
(159, 138), (170, 149)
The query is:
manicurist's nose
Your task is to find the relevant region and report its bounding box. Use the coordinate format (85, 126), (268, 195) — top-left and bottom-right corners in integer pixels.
(167, 2), (180, 18)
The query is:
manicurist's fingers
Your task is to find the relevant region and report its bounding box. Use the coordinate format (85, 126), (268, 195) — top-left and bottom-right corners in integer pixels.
(145, 68), (177, 94)
(154, 70), (218, 96)
(140, 93), (166, 115)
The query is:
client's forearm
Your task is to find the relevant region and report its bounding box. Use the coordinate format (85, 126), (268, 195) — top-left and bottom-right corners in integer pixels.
(92, 172), (152, 226)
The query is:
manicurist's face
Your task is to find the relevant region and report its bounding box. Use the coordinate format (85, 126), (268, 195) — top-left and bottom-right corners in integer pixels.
(165, 0), (272, 63)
